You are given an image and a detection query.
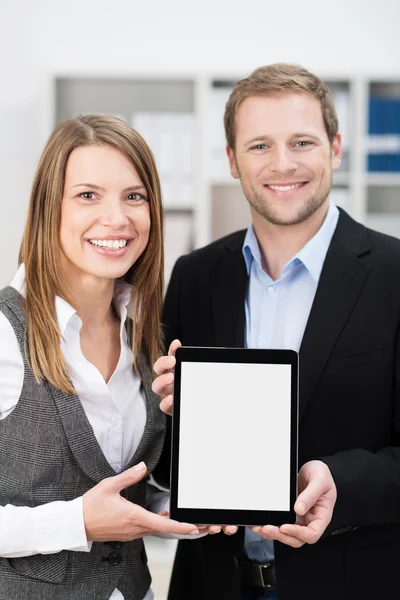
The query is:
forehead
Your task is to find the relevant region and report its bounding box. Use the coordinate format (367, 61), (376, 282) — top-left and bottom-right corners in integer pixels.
(65, 144), (142, 186)
(235, 92), (327, 142)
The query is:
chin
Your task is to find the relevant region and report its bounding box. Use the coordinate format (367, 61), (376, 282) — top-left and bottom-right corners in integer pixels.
(79, 264), (131, 282)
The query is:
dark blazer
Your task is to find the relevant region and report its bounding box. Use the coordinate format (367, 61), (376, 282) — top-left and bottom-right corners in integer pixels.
(155, 209), (400, 600)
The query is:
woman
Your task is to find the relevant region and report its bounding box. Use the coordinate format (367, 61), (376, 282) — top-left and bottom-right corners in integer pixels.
(0, 114), (201, 600)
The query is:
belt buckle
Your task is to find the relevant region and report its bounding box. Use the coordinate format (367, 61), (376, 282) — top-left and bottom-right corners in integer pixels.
(255, 563), (274, 589)
(242, 560), (276, 590)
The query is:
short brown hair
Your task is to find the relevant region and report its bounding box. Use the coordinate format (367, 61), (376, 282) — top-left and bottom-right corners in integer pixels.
(224, 63), (339, 149)
(19, 114), (164, 394)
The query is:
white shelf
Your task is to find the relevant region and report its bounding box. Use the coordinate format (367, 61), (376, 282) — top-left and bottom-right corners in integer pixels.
(366, 173), (400, 186)
(332, 171), (350, 186)
(211, 176), (239, 186)
(365, 213), (400, 239)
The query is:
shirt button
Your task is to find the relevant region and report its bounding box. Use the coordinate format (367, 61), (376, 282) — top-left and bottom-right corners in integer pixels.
(267, 286), (276, 296)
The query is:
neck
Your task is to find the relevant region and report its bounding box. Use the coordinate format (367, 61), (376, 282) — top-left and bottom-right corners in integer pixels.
(63, 273), (117, 333)
(251, 201), (330, 281)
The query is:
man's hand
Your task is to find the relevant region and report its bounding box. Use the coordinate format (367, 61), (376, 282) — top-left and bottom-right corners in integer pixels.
(152, 339), (182, 416)
(251, 460), (337, 548)
(83, 461), (200, 541)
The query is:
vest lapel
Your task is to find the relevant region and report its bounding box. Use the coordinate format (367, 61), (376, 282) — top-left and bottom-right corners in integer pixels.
(125, 354), (165, 471)
(50, 386), (117, 483)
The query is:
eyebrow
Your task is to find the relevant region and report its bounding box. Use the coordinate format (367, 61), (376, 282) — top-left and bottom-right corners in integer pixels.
(245, 132), (321, 145)
(71, 183), (147, 193)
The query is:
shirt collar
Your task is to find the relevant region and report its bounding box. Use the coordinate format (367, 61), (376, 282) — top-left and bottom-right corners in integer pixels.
(242, 202), (339, 283)
(10, 264), (134, 337)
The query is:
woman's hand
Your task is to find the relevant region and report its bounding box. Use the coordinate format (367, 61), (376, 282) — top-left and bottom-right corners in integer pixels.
(83, 462), (200, 542)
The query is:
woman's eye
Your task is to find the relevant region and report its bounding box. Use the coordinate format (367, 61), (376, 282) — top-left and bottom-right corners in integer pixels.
(79, 192), (96, 200)
(127, 193), (147, 202)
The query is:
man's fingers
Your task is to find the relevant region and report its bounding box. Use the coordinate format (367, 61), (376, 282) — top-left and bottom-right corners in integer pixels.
(223, 526), (238, 535)
(252, 525), (279, 539)
(268, 529), (305, 548)
(153, 355), (176, 377)
(280, 522), (322, 545)
(295, 477), (325, 516)
(205, 526), (222, 535)
(151, 372), (174, 397)
(160, 395), (173, 416)
(168, 339), (182, 356)
(109, 462), (147, 493)
(253, 525), (305, 548)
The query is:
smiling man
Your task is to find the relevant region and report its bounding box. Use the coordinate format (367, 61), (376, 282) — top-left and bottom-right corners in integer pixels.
(153, 64), (400, 600)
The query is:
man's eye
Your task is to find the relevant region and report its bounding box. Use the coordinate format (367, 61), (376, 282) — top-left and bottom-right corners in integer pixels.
(79, 192), (96, 200)
(251, 144), (267, 151)
(296, 141), (312, 147)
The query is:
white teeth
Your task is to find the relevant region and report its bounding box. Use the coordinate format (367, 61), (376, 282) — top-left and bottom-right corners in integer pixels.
(89, 239), (128, 249)
(268, 183), (303, 191)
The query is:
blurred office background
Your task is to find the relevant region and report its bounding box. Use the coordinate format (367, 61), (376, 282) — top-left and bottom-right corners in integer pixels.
(1, 1), (400, 597)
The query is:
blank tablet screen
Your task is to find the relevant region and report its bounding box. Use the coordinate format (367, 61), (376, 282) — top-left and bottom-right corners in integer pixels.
(170, 347), (298, 525)
(177, 361), (292, 511)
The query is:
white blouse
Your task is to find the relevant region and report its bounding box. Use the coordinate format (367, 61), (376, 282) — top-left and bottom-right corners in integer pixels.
(0, 264), (167, 600)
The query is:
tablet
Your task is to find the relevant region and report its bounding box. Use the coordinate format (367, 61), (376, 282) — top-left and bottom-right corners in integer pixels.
(169, 346), (298, 526)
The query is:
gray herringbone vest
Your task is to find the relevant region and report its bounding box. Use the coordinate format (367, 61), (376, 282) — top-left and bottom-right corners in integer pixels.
(0, 286), (166, 600)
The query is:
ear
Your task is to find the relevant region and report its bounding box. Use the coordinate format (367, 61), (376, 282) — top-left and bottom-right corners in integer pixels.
(226, 146), (240, 180)
(330, 134), (342, 171)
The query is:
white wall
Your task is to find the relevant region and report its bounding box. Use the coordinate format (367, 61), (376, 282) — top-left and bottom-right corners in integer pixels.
(1, 0), (400, 285)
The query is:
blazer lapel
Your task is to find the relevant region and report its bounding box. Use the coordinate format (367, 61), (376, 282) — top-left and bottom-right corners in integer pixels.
(211, 238), (248, 348)
(299, 211), (372, 419)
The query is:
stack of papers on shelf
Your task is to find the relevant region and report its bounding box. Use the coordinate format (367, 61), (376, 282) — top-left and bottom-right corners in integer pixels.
(164, 212), (193, 286)
(131, 112), (196, 209)
(330, 87), (350, 151)
(209, 85), (233, 180)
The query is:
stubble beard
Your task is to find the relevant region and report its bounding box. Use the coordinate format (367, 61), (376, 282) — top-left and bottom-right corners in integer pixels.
(244, 181), (331, 227)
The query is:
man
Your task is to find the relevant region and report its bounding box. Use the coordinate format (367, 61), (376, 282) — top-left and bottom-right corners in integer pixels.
(152, 64), (400, 600)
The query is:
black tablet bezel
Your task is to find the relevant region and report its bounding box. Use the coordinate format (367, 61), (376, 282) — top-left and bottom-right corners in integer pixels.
(169, 346), (299, 526)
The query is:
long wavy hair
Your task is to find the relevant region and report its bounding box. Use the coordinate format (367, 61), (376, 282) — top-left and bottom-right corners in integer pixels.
(19, 114), (164, 394)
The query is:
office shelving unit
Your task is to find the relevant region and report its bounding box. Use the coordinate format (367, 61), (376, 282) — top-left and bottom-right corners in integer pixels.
(53, 72), (400, 279)
(364, 79), (400, 237)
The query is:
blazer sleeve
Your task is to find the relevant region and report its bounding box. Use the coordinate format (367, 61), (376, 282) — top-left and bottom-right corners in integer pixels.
(162, 255), (186, 350)
(153, 256), (186, 490)
(321, 322), (400, 533)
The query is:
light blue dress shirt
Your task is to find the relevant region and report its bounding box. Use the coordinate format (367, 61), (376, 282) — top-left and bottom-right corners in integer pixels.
(242, 202), (339, 565)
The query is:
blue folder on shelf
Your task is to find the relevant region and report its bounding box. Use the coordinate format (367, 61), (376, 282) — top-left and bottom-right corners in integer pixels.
(368, 97), (400, 172)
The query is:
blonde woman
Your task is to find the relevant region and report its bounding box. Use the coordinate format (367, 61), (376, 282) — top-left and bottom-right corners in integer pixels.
(0, 115), (202, 600)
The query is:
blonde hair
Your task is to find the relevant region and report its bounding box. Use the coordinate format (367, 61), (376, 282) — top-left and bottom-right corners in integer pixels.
(19, 114), (164, 394)
(224, 63), (339, 149)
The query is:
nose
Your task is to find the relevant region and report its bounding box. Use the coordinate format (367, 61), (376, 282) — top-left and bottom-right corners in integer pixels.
(98, 198), (129, 228)
(268, 145), (297, 174)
